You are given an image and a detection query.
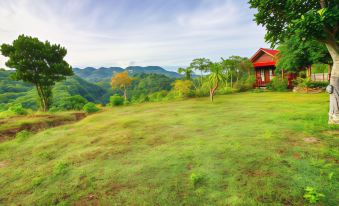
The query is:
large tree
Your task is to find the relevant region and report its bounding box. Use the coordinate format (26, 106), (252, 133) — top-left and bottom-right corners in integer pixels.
(0, 35), (73, 111)
(249, 0), (339, 124)
(111, 71), (133, 100)
(276, 32), (332, 73)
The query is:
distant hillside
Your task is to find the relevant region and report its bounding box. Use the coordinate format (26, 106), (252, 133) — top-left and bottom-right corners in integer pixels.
(73, 66), (181, 82)
(0, 70), (108, 109)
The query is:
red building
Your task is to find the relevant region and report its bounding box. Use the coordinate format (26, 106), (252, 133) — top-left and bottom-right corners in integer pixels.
(250, 48), (295, 88)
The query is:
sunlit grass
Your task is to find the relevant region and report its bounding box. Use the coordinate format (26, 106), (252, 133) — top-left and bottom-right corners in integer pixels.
(0, 92), (338, 205)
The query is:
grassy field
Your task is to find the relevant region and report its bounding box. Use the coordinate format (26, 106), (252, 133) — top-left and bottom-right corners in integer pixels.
(0, 92), (338, 205)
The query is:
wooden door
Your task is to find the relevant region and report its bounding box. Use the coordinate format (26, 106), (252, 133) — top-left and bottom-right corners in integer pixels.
(264, 69), (270, 83)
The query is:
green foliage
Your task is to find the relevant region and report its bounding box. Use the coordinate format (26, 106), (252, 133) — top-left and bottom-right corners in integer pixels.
(58, 95), (88, 111)
(53, 162), (69, 176)
(0, 35), (73, 111)
(15, 130), (31, 142)
(234, 76), (256, 92)
(276, 33), (331, 73)
(177, 66), (193, 80)
(110, 94), (125, 106)
(172, 80), (193, 98)
(266, 77), (288, 91)
(294, 77), (329, 88)
(303, 186), (325, 204)
(83, 102), (100, 113)
(148, 90), (168, 102)
(8, 104), (27, 115)
(190, 173), (205, 188)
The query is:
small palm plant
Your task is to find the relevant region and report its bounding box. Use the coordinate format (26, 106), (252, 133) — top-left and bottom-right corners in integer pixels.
(208, 63), (227, 102)
(178, 66), (193, 80)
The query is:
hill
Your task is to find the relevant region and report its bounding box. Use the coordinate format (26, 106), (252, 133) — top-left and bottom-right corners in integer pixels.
(0, 92), (337, 205)
(73, 66), (182, 82)
(0, 70), (107, 110)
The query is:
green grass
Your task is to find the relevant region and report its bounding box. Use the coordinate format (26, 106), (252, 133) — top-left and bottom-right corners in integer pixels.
(0, 92), (338, 205)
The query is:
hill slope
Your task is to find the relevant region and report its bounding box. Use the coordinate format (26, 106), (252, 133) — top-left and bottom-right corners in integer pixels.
(73, 66), (181, 82)
(0, 93), (337, 205)
(0, 70), (108, 109)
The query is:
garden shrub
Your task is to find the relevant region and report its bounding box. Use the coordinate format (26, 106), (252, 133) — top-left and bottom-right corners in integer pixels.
(8, 104), (27, 115)
(110, 94), (124, 106)
(149, 90), (168, 102)
(172, 80), (193, 98)
(83, 102), (100, 113)
(266, 77), (288, 91)
(234, 76), (256, 92)
(293, 77), (329, 89)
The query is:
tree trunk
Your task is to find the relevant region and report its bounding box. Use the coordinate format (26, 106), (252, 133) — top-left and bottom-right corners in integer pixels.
(209, 83), (218, 102)
(326, 43), (339, 124)
(124, 87), (127, 101)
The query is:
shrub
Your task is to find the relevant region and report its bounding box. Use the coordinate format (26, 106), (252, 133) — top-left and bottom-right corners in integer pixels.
(234, 76), (256, 92)
(293, 77), (329, 89)
(149, 90), (168, 102)
(303, 186), (325, 204)
(8, 104), (27, 115)
(266, 77), (288, 91)
(172, 80), (193, 98)
(110, 94), (124, 106)
(58, 95), (88, 110)
(83, 102), (100, 113)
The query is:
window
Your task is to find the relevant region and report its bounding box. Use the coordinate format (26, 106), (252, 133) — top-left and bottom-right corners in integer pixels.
(261, 69), (265, 81)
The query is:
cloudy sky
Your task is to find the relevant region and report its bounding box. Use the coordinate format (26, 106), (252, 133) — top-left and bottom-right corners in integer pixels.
(0, 0), (269, 70)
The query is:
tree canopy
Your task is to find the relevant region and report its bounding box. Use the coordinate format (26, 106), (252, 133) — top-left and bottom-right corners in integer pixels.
(0, 35), (73, 111)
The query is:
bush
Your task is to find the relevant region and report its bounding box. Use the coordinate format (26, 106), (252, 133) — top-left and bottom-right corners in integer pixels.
(266, 77), (288, 91)
(58, 95), (88, 110)
(172, 80), (193, 98)
(293, 77), (329, 89)
(110, 94), (124, 106)
(8, 104), (27, 115)
(83, 102), (100, 113)
(149, 90), (168, 102)
(234, 76), (256, 92)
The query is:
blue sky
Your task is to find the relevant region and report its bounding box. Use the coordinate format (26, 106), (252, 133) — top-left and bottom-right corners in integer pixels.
(0, 0), (269, 71)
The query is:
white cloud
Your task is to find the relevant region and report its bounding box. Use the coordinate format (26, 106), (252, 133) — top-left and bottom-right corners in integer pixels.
(0, 0), (269, 71)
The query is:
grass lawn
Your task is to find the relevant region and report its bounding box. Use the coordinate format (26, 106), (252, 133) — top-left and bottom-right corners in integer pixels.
(0, 92), (338, 205)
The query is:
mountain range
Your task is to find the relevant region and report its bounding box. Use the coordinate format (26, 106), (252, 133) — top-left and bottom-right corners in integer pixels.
(73, 66), (182, 82)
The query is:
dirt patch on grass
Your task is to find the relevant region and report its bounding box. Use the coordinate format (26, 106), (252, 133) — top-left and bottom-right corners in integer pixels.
(0, 161), (9, 168)
(303, 137), (318, 143)
(74, 193), (100, 206)
(0, 112), (86, 142)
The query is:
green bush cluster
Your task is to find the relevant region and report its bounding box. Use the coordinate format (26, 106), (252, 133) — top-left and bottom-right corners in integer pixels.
(293, 77), (329, 89)
(83, 102), (100, 113)
(266, 77), (288, 91)
(110, 94), (125, 106)
(8, 104), (28, 115)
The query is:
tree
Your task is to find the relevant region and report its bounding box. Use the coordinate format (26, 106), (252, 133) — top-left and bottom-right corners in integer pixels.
(111, 71), (133, 100)
(190, 58), (212, 86)
(0, 35), (73, 111)
(276, 33), (332, 73)
(249, 0), (339, 124)
(208, 63), (227, 102)
(178, 66), (193, 80)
